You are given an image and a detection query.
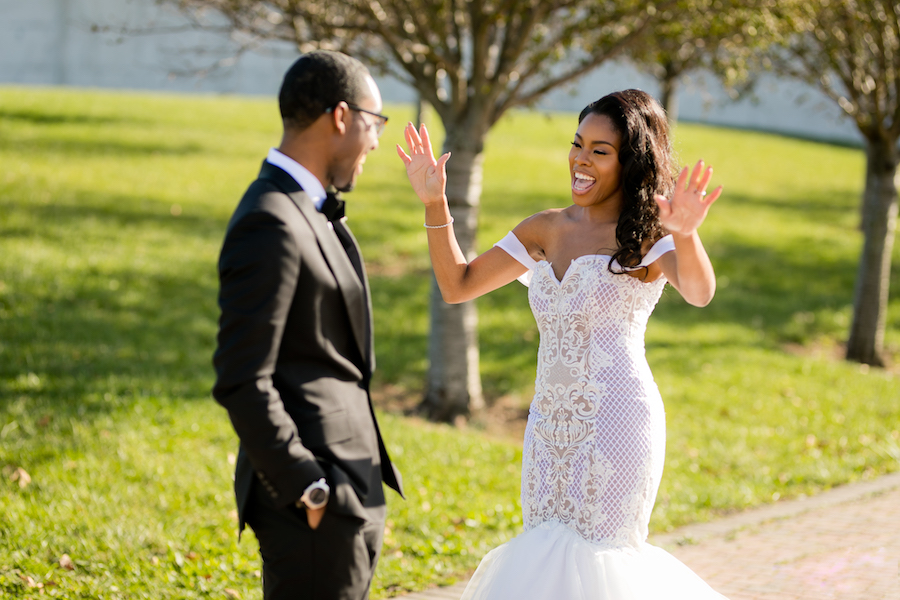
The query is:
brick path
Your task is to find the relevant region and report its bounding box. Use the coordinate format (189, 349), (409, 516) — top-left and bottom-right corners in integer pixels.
(397, 471), (900, 599)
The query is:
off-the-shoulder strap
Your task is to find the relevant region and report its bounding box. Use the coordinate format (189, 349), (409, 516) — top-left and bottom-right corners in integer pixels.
(638, 234), (675, 267)
(611, 234), (676, 272)
(494, 231), (536, 287)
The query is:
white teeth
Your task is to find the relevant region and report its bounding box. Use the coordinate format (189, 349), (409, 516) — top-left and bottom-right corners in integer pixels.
(574, 172), (595, 181)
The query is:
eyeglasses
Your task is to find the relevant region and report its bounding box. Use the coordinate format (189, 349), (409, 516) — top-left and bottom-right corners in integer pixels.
(326, 103), (388, 137)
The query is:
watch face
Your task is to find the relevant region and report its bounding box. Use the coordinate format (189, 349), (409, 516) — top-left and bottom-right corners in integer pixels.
(308, 488), (327, 505)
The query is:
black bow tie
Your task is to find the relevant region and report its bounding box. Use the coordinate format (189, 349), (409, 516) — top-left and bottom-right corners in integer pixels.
(321, 191), (345, 222)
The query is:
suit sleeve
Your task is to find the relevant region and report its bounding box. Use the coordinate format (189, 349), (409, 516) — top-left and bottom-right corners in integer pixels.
(212, 206), (325, 508)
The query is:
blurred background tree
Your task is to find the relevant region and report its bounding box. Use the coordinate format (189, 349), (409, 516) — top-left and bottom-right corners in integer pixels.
(162, 0), (675, 420)
(761, 0), (900, 366)
(623, 0), (769, 126)
(158, 0), (898, 416)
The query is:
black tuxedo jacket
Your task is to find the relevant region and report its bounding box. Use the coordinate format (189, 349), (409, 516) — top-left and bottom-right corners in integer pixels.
(213, 161), (403, 531)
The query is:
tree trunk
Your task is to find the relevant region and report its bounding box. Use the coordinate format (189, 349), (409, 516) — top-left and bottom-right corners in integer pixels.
(414, 94), (424, 127)
(846, 136), (899, 366)
(418, 125), (487, 421)
(660, 67), (679, 128)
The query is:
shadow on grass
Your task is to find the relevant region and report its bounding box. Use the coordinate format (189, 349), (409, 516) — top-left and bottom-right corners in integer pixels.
(371, 270), (540, 401)
(0, 133), (204, 158)
(476, 281), (540, 397)
(0, 196), (226, 241)
(0, 264), (219, 406)
(725, 190), (860, 221)
(2, 187), (891, 423)
(652, 235), (865, 347)
(1, 197), (225, 418)
(368, 212), (874, 401)
(370, 272), (431, 389)
(0, 108), (143, 126)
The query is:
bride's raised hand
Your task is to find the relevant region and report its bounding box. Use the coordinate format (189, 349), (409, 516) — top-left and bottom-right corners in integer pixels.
(396, 123), (451, 206)
(654, 160), (723, 236)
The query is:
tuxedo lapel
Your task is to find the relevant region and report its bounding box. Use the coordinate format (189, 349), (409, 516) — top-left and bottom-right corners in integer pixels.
(333, 220), (376, 372)
(257, 162), (372, 373)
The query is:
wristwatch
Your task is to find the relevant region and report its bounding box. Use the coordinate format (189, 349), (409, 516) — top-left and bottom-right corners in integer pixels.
(297, 478), (330, 510)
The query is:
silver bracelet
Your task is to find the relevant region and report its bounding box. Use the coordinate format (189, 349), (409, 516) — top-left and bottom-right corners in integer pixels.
(424, 217), (454, 229)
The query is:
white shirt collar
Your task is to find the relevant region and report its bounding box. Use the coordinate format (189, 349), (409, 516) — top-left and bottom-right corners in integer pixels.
(265, 148), (328, 211)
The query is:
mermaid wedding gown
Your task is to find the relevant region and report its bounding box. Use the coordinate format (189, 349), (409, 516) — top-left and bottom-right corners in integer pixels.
(460, 232), (727, 600)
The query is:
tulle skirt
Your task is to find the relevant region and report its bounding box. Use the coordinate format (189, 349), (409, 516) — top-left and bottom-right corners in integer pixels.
(461, 521), (728, 600)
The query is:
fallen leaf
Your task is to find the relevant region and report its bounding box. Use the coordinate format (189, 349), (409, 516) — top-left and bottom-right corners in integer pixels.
(59, 554), (75, 571)
(224, 588), (240, 598)
(11, 467), (31, 488)
(185, 551), (198, 561)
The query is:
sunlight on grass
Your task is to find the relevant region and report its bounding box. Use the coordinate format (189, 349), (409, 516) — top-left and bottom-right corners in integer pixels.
(1, 86), (898, 598)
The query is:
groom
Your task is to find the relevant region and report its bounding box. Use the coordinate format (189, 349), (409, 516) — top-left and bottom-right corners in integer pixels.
(213, 51), (403, 600)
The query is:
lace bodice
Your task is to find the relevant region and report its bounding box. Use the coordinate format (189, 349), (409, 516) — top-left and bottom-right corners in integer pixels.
(496, 232), (674, 550)
(461, 233), (729, 600)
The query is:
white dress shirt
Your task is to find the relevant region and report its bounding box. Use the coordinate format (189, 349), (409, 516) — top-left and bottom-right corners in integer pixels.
(265, 148), (328, 211)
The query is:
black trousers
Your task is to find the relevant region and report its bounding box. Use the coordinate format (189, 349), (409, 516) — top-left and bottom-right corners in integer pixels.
(245, 481), (387, 600)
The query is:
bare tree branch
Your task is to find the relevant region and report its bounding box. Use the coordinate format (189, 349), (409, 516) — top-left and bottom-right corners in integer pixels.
(497, 8), (655, 117)
(155, 0), (682, 418)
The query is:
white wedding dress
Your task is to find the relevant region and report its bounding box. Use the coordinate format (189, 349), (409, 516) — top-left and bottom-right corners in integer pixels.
(460, 232), (727, 600)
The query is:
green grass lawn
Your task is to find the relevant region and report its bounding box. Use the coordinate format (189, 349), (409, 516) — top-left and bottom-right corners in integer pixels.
(1, 86), (898, 599)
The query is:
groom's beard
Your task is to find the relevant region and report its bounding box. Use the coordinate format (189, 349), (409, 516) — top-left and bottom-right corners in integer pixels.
(330, 157), (364, 193)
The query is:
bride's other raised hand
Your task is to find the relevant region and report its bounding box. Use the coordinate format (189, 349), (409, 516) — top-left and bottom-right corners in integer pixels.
(396, 123), (451, 206)
(654, 160), (723, 236)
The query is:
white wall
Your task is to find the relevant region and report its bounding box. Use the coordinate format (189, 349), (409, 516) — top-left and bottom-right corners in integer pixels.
(538, 62), (860, 145)
(0, 0), (861, 145)
(1, 0), (296, 94)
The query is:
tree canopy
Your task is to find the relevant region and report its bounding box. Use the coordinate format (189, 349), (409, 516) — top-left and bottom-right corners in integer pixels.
(164, 0), (680, 419)
(623, 0), (768, 123)
(166, 0), (662, 136)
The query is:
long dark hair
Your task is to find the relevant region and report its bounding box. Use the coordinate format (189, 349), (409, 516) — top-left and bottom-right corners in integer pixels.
(577, 90), (675, 273)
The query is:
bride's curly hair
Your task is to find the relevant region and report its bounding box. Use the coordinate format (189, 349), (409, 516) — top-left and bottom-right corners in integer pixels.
(578, 90), (676, 274)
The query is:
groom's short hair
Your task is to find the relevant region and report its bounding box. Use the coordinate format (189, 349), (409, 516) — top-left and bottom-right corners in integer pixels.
(279, 51), (372, 132)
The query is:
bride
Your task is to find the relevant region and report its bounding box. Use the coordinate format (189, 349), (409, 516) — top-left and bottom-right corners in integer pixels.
(397, 89), (728, 599)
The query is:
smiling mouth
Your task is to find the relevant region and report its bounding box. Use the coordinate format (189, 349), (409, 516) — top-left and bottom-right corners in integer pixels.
(572, 172), (596, 194)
